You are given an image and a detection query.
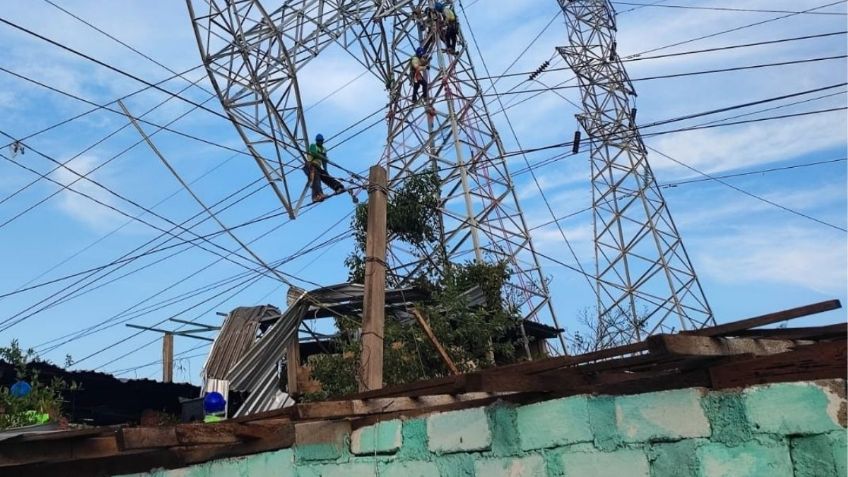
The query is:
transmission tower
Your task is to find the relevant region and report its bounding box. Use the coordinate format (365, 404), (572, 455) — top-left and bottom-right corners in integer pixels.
(186, 0), (565, 352)
(558, 0), (715, 342)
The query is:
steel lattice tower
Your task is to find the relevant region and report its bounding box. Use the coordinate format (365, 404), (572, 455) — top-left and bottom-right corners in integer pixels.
(186, 0), (565, 351)
(558, 0), (714, 343)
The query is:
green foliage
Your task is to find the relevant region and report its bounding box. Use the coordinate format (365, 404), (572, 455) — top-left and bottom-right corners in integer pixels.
(307, 261), (522, 401)
(346, 170), (441, 284)
(0, 340), (70, 429)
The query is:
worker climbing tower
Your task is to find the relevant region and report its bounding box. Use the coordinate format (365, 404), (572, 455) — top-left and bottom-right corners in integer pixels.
(558, 0), (714, 342)
(186, 1), (565, 351)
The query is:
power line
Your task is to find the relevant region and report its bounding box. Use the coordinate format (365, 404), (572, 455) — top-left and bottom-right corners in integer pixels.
(612, 2), (848, 16)
(648, 146), (847, 232)
(627, 0), (848, 57)
(476, 31), (847, 80)
(484, 55), (848, 97)
(660, 157), (848, 188)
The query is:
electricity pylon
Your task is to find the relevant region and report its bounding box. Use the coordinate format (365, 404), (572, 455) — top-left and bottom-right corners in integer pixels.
(558, 0), (715, 343)
(186, 0), (565, 352)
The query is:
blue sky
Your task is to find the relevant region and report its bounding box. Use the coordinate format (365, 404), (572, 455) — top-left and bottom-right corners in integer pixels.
(0, 0), (845, 383)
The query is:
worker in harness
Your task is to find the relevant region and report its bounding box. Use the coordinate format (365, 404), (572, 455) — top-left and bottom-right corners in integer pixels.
(435, 2), (458, 54)
(410, 46), (429, 103)
(305, 134), (358, 203)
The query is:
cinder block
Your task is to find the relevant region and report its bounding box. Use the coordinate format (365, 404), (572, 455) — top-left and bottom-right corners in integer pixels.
(696, 442), (792, 477)
(559, 447), (649, 477)
(297, 463), (375, 477)
(242, 449), (295, 477)
(427, 407), (491, 453)
(615, 388), (710, 442)
(295, 420), (351, 462)
(474, 455), (547, 477)
(516, 396), (593, 450)
(791, 431), (848, 477)
(743, 382), (844, 435)
(381, 460), (440, 477)
(205, 459), (243, 477)
(649, 439), (705, 477)
(351, 419), (402, 455)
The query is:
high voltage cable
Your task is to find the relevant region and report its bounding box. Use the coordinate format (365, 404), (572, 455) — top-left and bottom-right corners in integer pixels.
(611, 2), (848, 16)
(35, 206), (352, 355)
(647, 146), (847, 232)
(0, 86), (215, 231)
(475, 31), (847, 80)
(67, 218), (353, 367)
(526, 157), (848, 232)
(627, 0), (848, 58)
(484, 55), (848, 97)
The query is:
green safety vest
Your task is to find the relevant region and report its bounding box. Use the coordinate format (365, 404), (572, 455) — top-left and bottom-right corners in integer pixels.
(307, 143), (327, 167)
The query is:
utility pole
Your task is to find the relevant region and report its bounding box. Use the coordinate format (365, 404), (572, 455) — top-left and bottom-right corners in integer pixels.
(359, 165), (388, 391)
(162, 333), (174, 383)
(126, 320), (218, 383)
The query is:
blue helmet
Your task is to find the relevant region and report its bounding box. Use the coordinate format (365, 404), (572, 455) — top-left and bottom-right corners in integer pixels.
(315, 133), (324, 143)
(416, 47), (426, 57)
(434, 2), (445, 12)
(204, 391), (226, 413)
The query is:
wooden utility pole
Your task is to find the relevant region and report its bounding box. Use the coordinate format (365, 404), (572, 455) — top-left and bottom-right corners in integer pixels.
(286, 336), (300, 396)
(359, 165), (388, 391)
(162, 333), (174, 383)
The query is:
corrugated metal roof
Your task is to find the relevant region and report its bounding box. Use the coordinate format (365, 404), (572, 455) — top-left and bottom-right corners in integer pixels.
(201, 305), (280, 385)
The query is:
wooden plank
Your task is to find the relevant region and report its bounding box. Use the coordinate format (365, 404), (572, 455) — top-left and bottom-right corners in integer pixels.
(348, 374), (461, 400)
(360, 165), (388, 392)
(412, 308), (460, 375)
(727, 323), (846, 340)
(286, 332), (300, 397)
(0, 435), (120, 467)
(647, 334), (802, 357)
(118, 427), (179, 450)
(484, 341), (650, 376)
(296, 393), (497, 421)
(688, 300), (842, 337)
(709, 340), (846, 389)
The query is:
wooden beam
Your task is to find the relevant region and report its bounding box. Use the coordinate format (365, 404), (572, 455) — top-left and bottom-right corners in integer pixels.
(286, 332), (300, 398)
(118, 428), (178, 450)
(412, 308), (459, 375)
(360, 165), (388, 392)
(726, 323), (846, 340)
(688, 300), (842, 337)
(647, 334), (802, 357)
(709, 340), (846, 389)
(162, 333), (174, 383)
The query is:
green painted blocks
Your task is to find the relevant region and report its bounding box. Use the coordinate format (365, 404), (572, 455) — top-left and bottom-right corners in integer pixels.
(649, 439), (704, 477)
(351, 419), (402, 455)
(743, 382), (843, 435)
(615, 388), (711, 443)
(381, 460), (440, 477)
(427, 408), (492, 454)
(791, 431), (848, 477)
(516, 396), (592, 450)
(696, 442), (793, 477)
(559, 446), (650, 477)
(474, 455), (546, 477)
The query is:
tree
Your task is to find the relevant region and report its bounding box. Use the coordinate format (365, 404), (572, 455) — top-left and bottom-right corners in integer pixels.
(0, 340), (70, 429)
(307, 172), (525, 400)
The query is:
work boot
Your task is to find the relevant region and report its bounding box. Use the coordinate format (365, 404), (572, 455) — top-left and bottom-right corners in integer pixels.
(312, 193), (326, 203)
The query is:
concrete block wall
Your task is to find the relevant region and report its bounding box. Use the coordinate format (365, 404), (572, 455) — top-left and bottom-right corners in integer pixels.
(118, 379), (846, 477)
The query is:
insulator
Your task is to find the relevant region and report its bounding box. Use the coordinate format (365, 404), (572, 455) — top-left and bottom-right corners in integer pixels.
(610, 41), (617, 61)
(572, 130), (582, 154)
(528, 60), (551, 81)
(629, 108), (637, 125)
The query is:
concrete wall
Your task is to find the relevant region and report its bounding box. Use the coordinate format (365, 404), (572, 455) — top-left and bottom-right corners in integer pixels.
(119, 379), (847, 477)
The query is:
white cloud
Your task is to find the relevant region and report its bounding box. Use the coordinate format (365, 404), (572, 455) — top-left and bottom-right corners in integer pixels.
(51, 155), (125, 230)
(697, 224), (847, 295)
